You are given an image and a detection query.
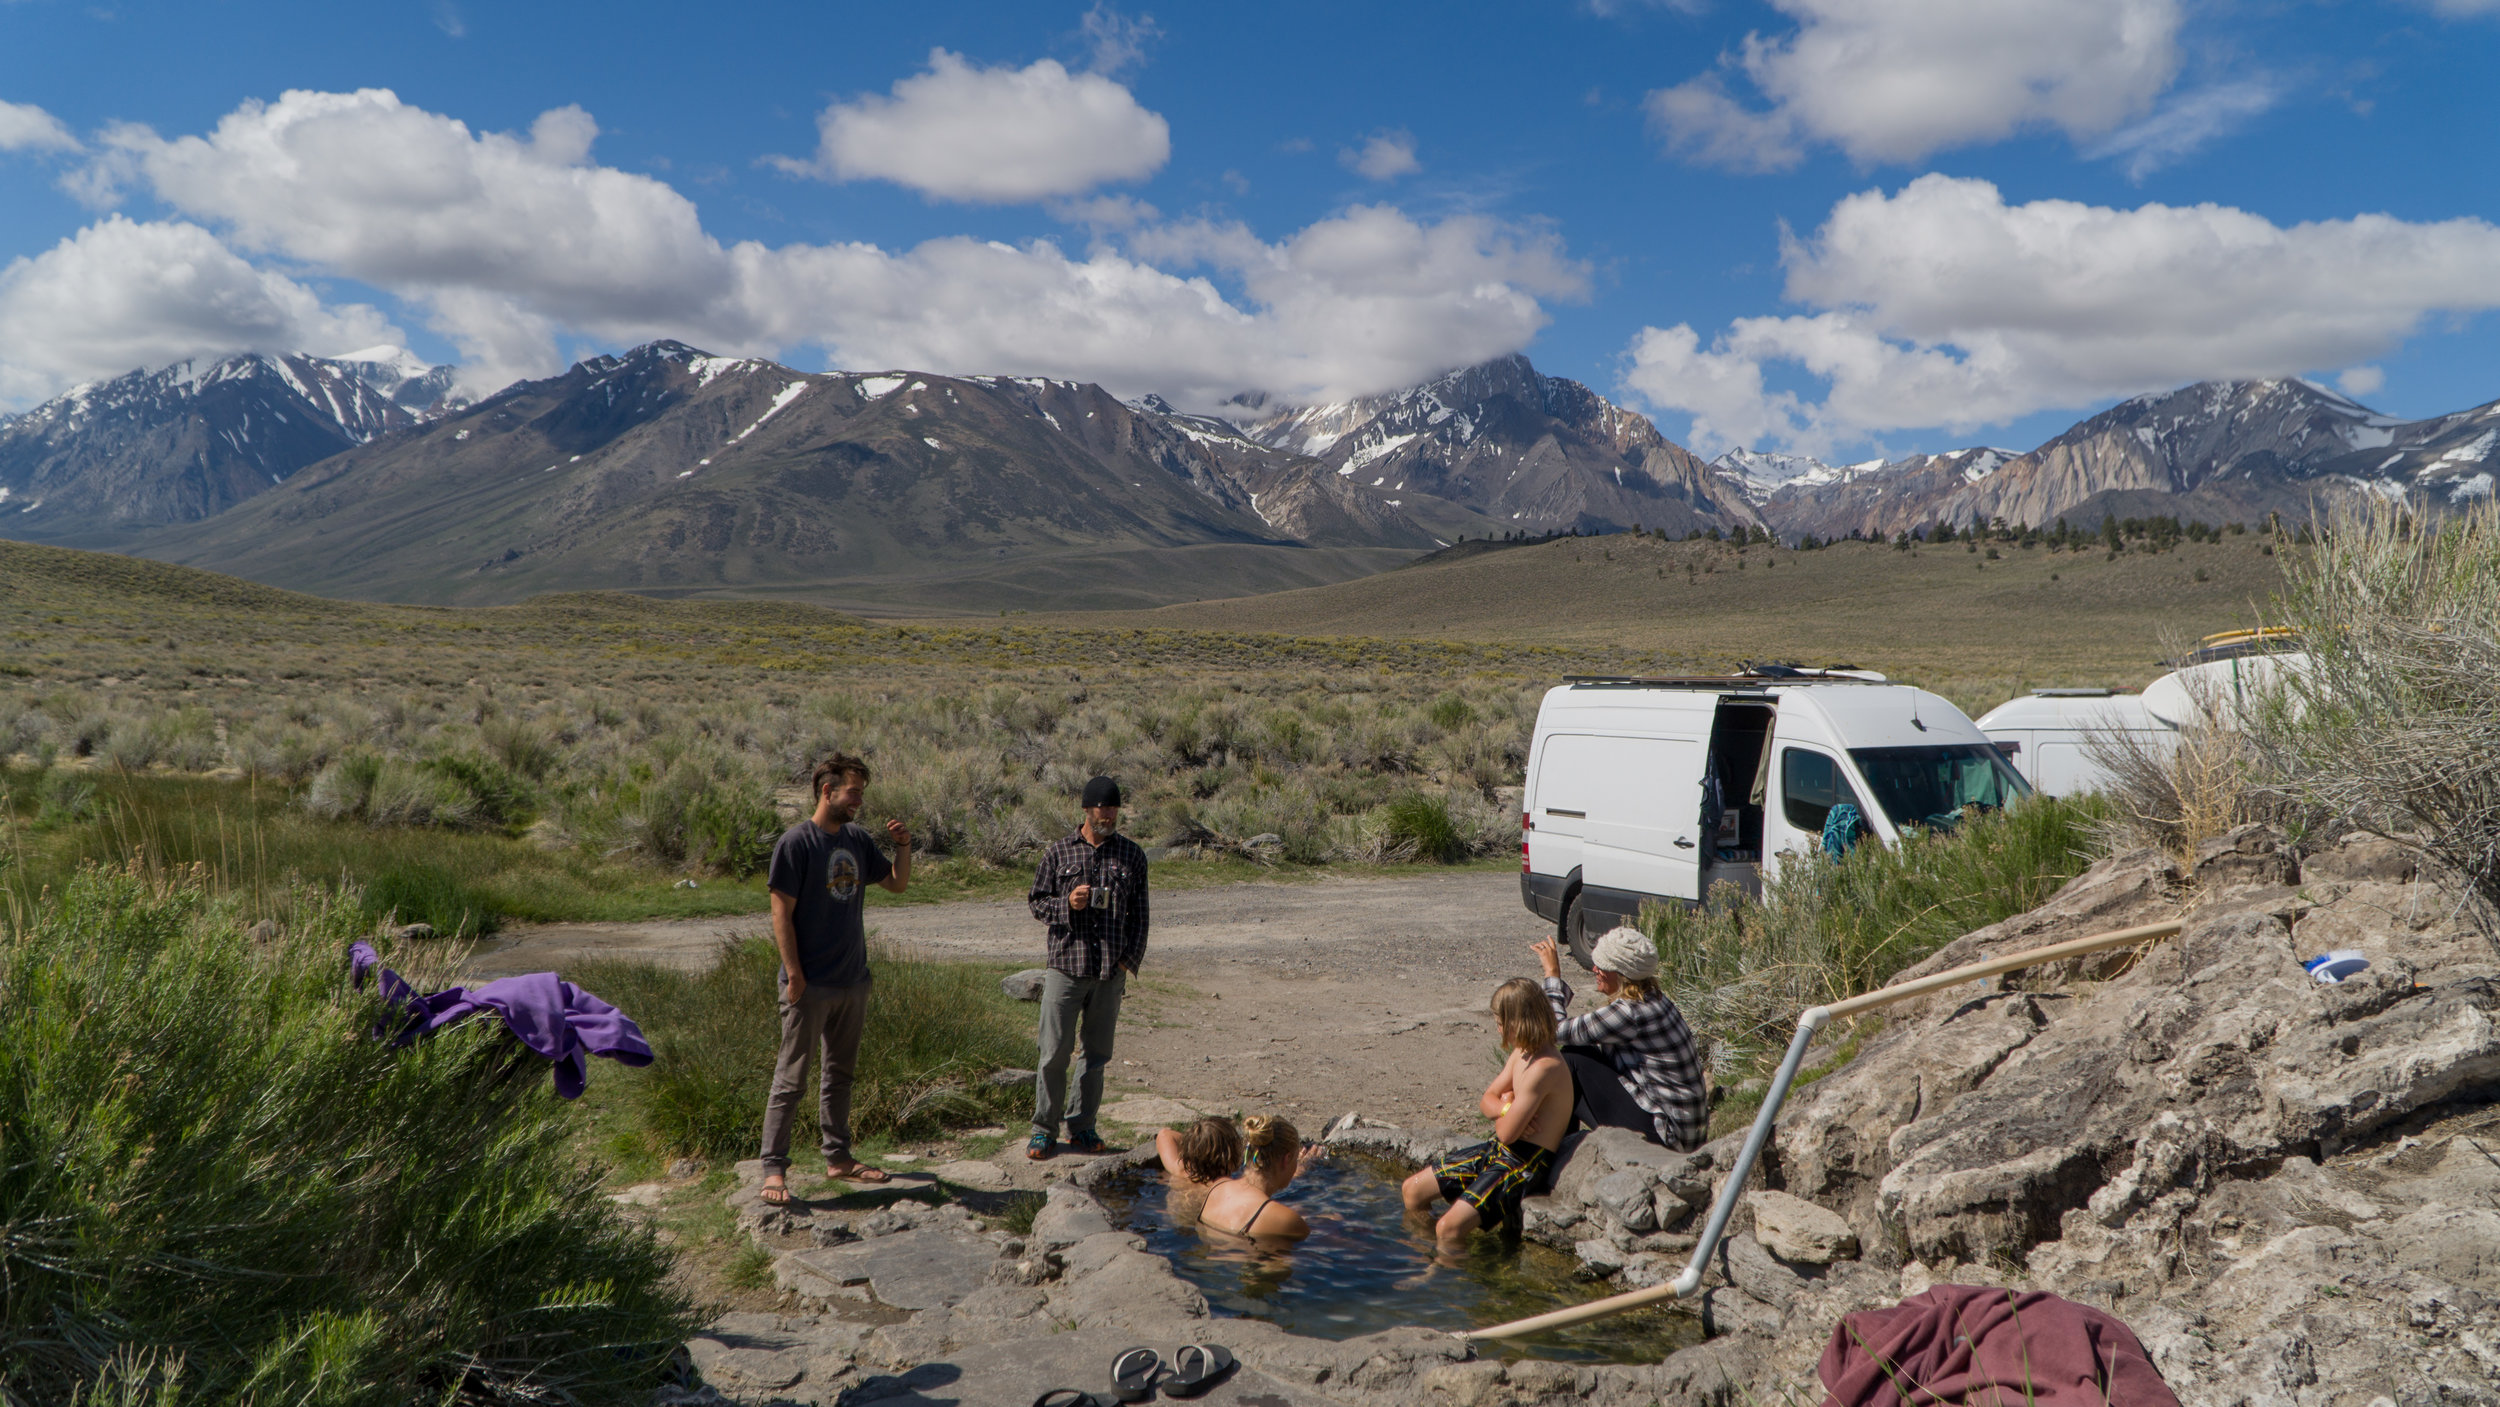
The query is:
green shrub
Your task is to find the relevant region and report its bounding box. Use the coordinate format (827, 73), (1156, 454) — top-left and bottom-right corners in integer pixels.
(1381, 791), (1465, 864)
(1644, 795), (2110, 1075)
(359, 860), (501, 937)
(35, 770), (99, 829)
(569, 938), (1031, 1162)
(0, 867), (694, 1404)
(2253, 502), (2500, 911)
(416, 753), (534, 831)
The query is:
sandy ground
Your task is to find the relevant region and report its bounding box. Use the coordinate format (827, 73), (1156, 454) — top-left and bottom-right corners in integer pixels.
(473, 869), (1566, 1146)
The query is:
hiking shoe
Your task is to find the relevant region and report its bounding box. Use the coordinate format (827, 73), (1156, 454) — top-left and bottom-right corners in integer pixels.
(1064, 1127), (1109, 1156)
(1026, 1131), (1057, 1160)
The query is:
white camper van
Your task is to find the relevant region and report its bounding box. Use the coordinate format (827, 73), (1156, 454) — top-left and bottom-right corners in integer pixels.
(1974, 689), (2171, 797)
(1521, 671), (2030, 966)
(1975, 629), (2306, 797)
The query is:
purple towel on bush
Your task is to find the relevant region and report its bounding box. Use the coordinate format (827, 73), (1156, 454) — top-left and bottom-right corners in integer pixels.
(349, 941), (653, 1098)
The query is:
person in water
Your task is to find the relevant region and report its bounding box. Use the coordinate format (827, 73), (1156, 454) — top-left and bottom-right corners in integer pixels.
(1401, 977), (1574, 1252)
(1533, 927), (1708, 1150)
(1197, 1114), (1311, 1242)
(1155, 1115), (1244, 1225)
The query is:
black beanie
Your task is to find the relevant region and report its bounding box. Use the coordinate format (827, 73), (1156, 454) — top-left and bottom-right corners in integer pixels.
(1081, 775), (1123, 808)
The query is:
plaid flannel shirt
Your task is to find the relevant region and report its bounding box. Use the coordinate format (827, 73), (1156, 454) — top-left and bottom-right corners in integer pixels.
(1544, 976), (1710, 1151)
(1028, 831), (1150, 979)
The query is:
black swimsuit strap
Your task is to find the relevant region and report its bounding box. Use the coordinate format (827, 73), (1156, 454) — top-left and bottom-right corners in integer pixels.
(1234, 1196), (1275, 1235)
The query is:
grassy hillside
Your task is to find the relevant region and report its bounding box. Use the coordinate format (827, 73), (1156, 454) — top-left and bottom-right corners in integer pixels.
(1032, 530), (2288, 712)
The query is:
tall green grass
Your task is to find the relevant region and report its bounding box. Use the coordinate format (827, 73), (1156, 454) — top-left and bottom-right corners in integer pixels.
(0, 865), (695, 1406)
(1642, 795), (2111, 1077)
(569, 938), (1032, 1163)
(0, 766), (766, 937)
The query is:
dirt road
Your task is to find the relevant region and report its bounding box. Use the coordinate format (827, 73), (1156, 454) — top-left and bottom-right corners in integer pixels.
(474, 869), (1567, 1134)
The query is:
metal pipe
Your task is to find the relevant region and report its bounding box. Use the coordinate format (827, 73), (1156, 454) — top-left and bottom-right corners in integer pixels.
(1461, 916), (2182, 1343)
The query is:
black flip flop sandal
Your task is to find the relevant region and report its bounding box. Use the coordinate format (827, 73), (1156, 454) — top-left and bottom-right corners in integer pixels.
(1109, 1346), (1159, 1403)
(1162, 1343), (1236, 1398)
(1033, 1391), (1106, 1407)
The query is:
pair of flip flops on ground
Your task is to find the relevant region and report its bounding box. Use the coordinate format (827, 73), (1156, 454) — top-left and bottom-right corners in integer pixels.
(1031, 1343), (1236, 1405)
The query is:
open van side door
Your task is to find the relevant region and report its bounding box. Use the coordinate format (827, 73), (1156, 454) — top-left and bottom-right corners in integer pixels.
(1575, 732), (1710, 916)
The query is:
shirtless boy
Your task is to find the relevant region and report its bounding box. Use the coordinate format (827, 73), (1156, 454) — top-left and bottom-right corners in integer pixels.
(1402, 978), (1575, 1252)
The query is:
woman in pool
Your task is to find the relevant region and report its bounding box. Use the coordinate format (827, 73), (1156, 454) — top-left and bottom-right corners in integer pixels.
(1533, 927), (1709, 1151)
(1155, 1115), (1244, 1225)
(1197, 1114), (1311, 1242)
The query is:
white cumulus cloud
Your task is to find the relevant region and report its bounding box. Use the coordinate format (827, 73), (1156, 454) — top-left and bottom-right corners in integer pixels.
(12, 88), (1579, 412)
(781, 50), (1169, 204)
(1622, 175), (2500, 454)
(0, 215), (398, 404)
(1648, 0), (2184, 170)
(734, 204), (1585, 409)
(1340, 129), (1421, 181)
(0, 99), (80, 153)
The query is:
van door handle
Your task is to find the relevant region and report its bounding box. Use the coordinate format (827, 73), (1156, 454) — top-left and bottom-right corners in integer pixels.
(1673, 837), (1696, 849)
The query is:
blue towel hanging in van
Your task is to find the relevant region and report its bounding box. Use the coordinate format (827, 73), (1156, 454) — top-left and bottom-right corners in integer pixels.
(1821, 802), (1867, 858)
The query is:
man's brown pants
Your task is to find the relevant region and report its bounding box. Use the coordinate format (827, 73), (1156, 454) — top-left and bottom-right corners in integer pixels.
(759, 978), (871, 1174)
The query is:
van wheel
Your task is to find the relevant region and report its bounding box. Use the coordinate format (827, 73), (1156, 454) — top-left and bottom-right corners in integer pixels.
(1559, 893), (1595, 972)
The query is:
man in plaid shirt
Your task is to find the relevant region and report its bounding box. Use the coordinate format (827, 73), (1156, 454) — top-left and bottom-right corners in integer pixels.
(1025, 775), (1150, 1159)
(1533, 928), (1709, 1151)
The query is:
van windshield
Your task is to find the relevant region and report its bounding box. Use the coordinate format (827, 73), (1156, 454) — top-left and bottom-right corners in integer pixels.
(1846, 745), (2032, 831)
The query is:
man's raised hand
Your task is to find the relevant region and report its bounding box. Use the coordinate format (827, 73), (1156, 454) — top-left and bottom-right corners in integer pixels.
(885, 818), (911, 851)
(1069, 883), (1092, 911)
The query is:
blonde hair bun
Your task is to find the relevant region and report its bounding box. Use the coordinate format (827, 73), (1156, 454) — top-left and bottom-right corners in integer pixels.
(1240, 1113), (1299, 1164)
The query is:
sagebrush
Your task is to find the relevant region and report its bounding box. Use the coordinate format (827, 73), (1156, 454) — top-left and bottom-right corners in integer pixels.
(0, 866), (694, 1406)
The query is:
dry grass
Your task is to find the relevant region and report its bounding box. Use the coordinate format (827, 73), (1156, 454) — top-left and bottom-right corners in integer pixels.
(2, 541), (1727, 927)
(1035, 531), (2285, 716)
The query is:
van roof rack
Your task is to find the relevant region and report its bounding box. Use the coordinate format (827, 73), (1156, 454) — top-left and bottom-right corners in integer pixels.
(1564, 669), (1891, 689)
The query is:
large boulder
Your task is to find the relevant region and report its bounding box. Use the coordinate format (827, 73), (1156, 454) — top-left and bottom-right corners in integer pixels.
(1732, 829), (2500, 1404)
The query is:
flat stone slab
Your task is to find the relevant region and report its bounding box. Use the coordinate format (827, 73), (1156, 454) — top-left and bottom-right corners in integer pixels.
(841, 1331), (1344, 1407)
(930, 1159), (1011, 1190)
(1096, 1096), (1206, 1127)
(782, 1228), (1000, 1311)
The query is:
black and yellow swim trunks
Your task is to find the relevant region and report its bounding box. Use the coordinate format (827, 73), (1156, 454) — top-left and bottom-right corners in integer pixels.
(1432, 1138), (1557, 1222)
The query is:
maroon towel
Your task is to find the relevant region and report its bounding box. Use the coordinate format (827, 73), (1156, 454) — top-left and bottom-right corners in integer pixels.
(1818, 1284), (2181, 1407)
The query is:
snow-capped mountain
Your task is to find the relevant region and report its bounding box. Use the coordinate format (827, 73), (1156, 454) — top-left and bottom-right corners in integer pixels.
(1733, 378), (2500, 542)
(144, 340), (1479, 605)
(0, 350), (441, 540)
(325, 345), (468, 416)
(1709, 448), (1845, 503)
(1228, 355), (1759, 537)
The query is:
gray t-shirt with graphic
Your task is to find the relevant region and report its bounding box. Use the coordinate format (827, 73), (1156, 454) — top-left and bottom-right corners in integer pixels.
(767, 819), (891, 988)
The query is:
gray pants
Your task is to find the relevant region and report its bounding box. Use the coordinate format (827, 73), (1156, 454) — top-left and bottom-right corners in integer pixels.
(1032, 967), (1125, 1137)
(759, 979), (871, 1174)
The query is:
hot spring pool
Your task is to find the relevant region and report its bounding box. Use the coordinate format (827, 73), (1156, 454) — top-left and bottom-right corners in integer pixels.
(1091, 1153), (1702, 1365)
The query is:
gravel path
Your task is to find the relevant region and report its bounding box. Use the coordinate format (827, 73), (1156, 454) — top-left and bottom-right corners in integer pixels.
(475, 869), (1565, 1136)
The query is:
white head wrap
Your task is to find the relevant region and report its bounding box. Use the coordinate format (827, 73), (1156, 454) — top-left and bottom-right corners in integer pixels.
(1590, 926), (1658, 982)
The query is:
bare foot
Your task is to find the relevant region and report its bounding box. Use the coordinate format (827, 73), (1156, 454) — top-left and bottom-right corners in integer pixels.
(825, 1160), (891, 1184)
(760, 1175), (792, 1207)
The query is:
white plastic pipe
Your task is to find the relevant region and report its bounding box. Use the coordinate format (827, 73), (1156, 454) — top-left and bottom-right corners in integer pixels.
(1460, 917), (2183, 1342)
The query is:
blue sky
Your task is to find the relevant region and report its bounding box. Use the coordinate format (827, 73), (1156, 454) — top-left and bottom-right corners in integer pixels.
(3, 0), (2498, 461)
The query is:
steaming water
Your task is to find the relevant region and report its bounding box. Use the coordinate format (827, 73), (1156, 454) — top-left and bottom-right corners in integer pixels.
(1091, 1153), (1701, 1365)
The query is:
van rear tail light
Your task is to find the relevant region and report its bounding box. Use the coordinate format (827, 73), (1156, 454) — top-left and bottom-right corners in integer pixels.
(1521, 812), (1532, 872)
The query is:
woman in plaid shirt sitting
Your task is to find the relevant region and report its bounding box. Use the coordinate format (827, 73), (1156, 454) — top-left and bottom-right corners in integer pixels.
(1531, 927), (1709, 1151)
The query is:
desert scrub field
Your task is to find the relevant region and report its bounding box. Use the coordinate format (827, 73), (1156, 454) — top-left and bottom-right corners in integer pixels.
(2, 543), (1708, 928)
(0, 864), (696, 1405)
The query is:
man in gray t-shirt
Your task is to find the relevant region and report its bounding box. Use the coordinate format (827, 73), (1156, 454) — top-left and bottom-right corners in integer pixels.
(760, 753), (910, 1206)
